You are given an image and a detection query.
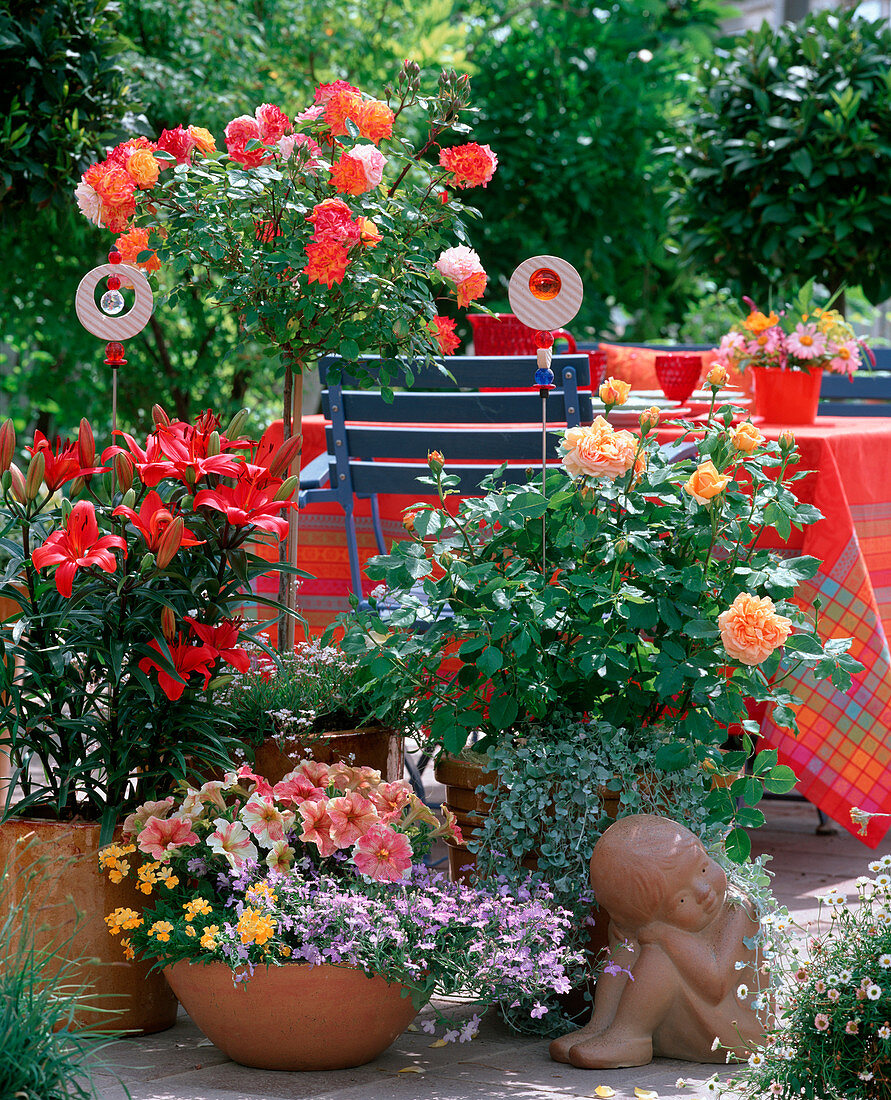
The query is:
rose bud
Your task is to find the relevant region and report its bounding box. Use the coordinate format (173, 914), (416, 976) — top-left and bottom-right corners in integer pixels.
(706, 364), (728, 388)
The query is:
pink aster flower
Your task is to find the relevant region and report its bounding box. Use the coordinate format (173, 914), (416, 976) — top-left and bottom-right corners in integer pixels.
(327, 791), (379, 847)
(207, 817), (259, 868)
(353, 823), (413, 882)
(240, 794), (294, 846)
(787, 322), (827, 360)
(298, 798), (338, 857)
(827, 338), (860, 376)
(814, 1013), (830, 1031)
(137, 814), (199, 859)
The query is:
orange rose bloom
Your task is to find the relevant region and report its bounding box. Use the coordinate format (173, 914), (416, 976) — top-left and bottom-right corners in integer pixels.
(743, 310), (779, 335)
(303, 240), (350, 287)
(718, 592), (792, 666)
(357, 216), (382, 247)
(706, 364), (728, 387)
(356, 99), (395, 143)
(115, 227), (160, 272)
(188, 126), (216, 155)
(125, 149), (160, 189)
(562, 417), (638, 481)
(732, 422), (763, 454)
(684, 460), (731, 504)
(324, 90), (365, 137)
(598, 378), (631, 406)
(430, 316), (460, 356)
(455, 270), (487, 308)
(329, 155), (371, 196)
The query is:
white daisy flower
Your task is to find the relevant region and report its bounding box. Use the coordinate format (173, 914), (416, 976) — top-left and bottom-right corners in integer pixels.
(827, 973), (840, 987)
(839, 969), (853, 984)
(878, 1023), (891, 1039)
(747, 1051), (766, 1067)
(876, 874), (891, 888)
(869, 860), (885, 873)
(879, 954), (891, 969)
(867, 984), (882, 1000)
(737, 983), (749, 1000)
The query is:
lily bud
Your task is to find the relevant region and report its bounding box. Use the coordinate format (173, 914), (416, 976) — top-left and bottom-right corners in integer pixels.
(77, 418), (95, 469)
(273, 475), (299, 502)
(61, 498), (73, 522)
(206, 430), (221, 457)
(161, 605), (176, 642)
(68, 476), (85, 497)
(0, 419), (15, 473)
(139, 552), (156, 573)
(268, 433), (302, 479)
(121, 488), (137, 510)
(152, 403), (170, 428)
(224, 408), (250, 441)
(24, 451), (45, 500)
(155, 516), (184, 569)
(114, 452), (134, 492)
(8, 463), (26, 503)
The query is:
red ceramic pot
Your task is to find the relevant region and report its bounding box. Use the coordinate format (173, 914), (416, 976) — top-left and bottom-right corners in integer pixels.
(752, 366), (822, 425)
(654, 354), (702, 404)
(164, 960), (420, 1070)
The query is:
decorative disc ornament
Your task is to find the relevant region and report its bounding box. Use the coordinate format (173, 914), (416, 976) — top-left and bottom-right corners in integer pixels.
(508, 255), (583, 332)
(75, 263), (154, 341)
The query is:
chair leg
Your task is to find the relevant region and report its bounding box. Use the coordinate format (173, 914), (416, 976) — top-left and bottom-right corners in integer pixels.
(369, 494), (387, 555)
(343, 509), (365, 605)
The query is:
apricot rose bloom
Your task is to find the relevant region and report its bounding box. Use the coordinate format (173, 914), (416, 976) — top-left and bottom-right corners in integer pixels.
(706, 364), (728, 387)
(684, 460), (731, 505)
(598, 378), (631, 406)
(732, 422), (764, 453)
(718, 592), (793, 666)
(562, 417), (638, 480)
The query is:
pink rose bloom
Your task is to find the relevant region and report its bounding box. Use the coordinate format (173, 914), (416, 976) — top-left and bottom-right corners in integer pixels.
(826, 338), (860, 376)
(207, 817), (259, 868)
(346, 144), (387, 188)
(718, 592), (793, 666)
(787, 323), (827, 360)
(294, 104), (325, 123)
(435, 245), (485, 284)
(353, 823), (413, 882)
(122, 796), (175, 838)
(255, 103), (292, 144)
(137, 814), (199, 859)
(328, 790), (379, 847)
(74, 180), (103, 225)
(314, 80), (359, 104)
(156, 125), (195, 165)
(224, 114), (270, 168)
(240, 794), (294, 846)
(561, 418), (638, 480)
(278, 132), (323, 169)
(298, 798), (338, 857)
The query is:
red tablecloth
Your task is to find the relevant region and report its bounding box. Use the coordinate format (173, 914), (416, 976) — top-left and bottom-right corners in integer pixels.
(658, 416), (891, 848)
(267, 413), (891, 847)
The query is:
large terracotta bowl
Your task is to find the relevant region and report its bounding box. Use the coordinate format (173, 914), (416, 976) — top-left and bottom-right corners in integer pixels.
(164, 960), (420, 1070)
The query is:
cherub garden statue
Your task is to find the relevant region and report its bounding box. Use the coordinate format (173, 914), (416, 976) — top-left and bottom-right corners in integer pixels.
(550, 814), (769, 1069)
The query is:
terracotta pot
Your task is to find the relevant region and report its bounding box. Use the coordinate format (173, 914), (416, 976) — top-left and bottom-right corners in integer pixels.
(164, 959), (419, 1070)
(752, 366), (823, 425)
(252, 723), (404, 785)
(0, 818), (178, 1035)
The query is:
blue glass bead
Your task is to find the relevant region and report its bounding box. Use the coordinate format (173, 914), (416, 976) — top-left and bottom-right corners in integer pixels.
(534, 366), (555, 387)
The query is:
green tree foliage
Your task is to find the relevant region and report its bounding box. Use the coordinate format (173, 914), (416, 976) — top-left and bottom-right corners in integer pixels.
(672, 10), (891, 306)
(0, 0), (129, 211)
(463, 0), (723, 338)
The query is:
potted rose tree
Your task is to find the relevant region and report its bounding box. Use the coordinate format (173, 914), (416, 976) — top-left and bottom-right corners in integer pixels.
(74, 62), (497, 649)
(0, 407), (301, 1033)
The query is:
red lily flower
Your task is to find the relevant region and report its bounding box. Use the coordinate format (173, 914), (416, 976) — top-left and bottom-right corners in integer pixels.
(112, 490), (204, 554)
(193, 476), (294, 538)
(31, 500), (126, 597)
(29, 430), (106, 491)
(185, 616), (251, 673)
(138, 633), (217, 701)
(137, 422), (243, 487)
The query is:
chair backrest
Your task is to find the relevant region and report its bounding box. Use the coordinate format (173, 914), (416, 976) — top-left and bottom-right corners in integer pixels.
(318, 354), (593, 498)
(819, 349), (891, 416)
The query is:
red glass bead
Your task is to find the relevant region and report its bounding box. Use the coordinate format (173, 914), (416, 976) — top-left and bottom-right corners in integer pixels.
(534, 330), (554, 349)
(107, 275), (121, 290)
(529, 267), (561, 301)
(108, 249), (122, 265)
(104, 341), (126, 365)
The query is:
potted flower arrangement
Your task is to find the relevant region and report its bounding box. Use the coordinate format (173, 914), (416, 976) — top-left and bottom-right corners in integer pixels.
(712, 280), (872, 424)
(0, 406), (301, 1033)
(101, 759), (582, 1070)
(221, 639), (409, 783)
(714, 848), (891, 1098)
(73, 62), (497, 649)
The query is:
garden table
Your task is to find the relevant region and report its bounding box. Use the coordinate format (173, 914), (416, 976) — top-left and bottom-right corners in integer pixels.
(257, 413), (891, 847)
(657, 414), (891, 849)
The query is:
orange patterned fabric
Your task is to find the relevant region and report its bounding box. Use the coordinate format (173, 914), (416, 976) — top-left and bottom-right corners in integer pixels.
(599, 343), (717, 391)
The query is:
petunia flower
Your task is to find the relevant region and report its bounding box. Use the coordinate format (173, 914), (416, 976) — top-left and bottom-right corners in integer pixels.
(137, 814), (199, 859)
(327, 790), (379, 847)
(353, 823), (413, 882)
(31, 500), (126, 597)
(206, 817), (259, 868)
(240, 794), (294, 846)
(298, 798), (339, 857)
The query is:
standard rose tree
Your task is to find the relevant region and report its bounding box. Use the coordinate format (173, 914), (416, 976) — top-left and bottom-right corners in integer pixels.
(551, 815), (769, 1068)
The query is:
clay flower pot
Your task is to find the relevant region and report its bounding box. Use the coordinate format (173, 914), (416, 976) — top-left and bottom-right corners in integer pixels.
(252, 724), (404, 785)
(164, 959), (420, 1070)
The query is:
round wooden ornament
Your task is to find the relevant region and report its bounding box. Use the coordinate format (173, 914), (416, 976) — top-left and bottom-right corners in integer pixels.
(508, 255), (583, 332)
(75, 264), (154, 341)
